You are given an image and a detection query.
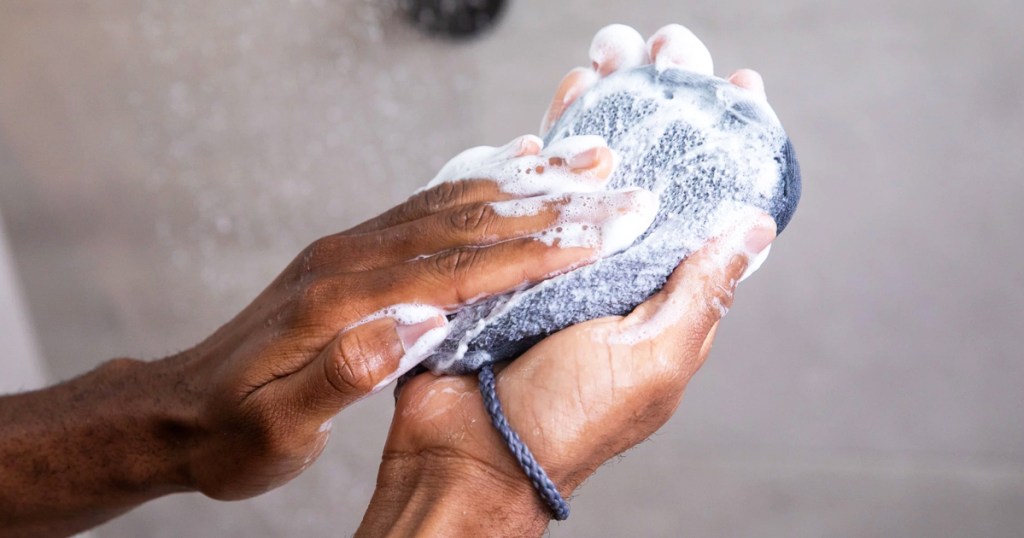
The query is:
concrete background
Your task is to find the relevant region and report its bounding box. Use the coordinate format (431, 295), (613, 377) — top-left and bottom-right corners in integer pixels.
(0, 216), (48, 394)
(1, 0), (1022, 536)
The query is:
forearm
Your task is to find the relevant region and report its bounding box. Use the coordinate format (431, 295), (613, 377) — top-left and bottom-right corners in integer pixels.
(0, 356), (194, 537)
(356, 452), (554, 537)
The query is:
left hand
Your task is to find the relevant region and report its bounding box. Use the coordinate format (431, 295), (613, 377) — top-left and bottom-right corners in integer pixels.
(373, 212), (774, 526)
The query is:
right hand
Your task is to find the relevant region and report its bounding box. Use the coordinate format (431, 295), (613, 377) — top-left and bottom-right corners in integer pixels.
(541, 23), (768, 136)
(173, 133), (655, 500)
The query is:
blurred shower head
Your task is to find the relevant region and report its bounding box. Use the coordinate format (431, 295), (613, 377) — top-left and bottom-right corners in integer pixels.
(400, 0), (507, 39)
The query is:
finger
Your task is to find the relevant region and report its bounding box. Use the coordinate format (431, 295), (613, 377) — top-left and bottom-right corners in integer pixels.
(537, 135), (616, 187)
(590, 24), (648, 77)
(540, 67), (599, 135)
(728, 68), (767, 99)
(306, 144), (623, 274)
(617, 209), (776, 352)
(279, 310), (449, 423)
(472, 135), (617, 198)
(403, 240), (593, 308)
(377, 204), (654, 309)
(346, 179), (513, 235)
(647, 24), (714, 75)
(418, 135), (617, 200)
(347, 135), (543, 235)
(349, 132), (618, 236)
(426, 135), (545, 188)
(542, 24), (649, 135)
(355, 188), (653, 268)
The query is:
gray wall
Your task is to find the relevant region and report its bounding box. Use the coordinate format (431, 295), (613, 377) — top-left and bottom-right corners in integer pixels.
(1, 0), (1021, 536)
(0, 216), (48, 393)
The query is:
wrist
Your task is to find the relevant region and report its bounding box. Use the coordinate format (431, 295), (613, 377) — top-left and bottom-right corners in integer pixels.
(357, 450), (554, 537)
(0, 355), (196, 534)
(84, 356), (197, 495)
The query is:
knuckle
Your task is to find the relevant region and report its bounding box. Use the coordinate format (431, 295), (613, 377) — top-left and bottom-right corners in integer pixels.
(329, 332), (382, 396)
(703, 279), (737, 319)
(432, 248), (479, 281)
(421, 181), (466, 213)
(448, 202), (496, 235)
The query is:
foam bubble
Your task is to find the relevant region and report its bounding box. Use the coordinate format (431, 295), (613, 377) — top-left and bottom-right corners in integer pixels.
(605, 205), (769, 346)
(490, 188), (657, 255)
(598, 188), (658, 255)
(489, 197), (547, 218)
(648, 24), (714, 75)
(590, 24), (648, 74)
(347, 303), (449, 329)
(422, 65), (799, 374)
(424, 134), (616, 197)
(341, 304), (451, 393)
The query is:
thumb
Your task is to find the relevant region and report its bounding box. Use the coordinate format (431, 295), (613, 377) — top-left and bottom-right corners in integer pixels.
(619, 210), (777, 353)
(287, 308), (449, 422)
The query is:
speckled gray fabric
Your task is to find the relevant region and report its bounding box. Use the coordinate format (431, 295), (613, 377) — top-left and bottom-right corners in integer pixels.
(424, 65), (801, 374)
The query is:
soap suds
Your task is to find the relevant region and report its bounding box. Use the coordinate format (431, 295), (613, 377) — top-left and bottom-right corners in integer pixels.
(490, 188), (658, 255)
(606, 203), (770, 346)
(597, 188), (659, 255)
(422, 65), (800, 374)
(590, 24), (648, 75)
(340, 304), (452, 392)
(346, 303), (450, 329)
(647, 24), (714, 75)
(425, 134), (618, 197)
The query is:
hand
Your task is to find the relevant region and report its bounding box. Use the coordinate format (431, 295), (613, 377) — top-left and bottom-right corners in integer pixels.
(173, 132), (655, 500)
(0, 132), (656, 535)
(541, 24), (767, 136)
(358, 24), (779, 536)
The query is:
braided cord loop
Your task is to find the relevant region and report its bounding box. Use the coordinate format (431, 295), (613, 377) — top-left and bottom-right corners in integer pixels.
(477, 364), (570, 520)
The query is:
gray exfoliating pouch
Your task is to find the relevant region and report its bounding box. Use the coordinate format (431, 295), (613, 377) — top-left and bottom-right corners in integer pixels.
(424, 65), (801, 374)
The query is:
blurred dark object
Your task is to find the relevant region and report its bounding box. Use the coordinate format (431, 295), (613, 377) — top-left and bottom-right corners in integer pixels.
(400, 0), (507, 39)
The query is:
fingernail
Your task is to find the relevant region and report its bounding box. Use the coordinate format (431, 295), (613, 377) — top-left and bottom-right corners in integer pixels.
(396, 315), (447, 352)
(561, 85), (579, 107)
(647, 24), (714, 75)
(744, 214), (777, 255)
(370, 313), (450, 395)
(590, 24), (647, 76)
(568, 147), (602, 170)
(498, 135), (540, 159)
(514, 135), (542, 157)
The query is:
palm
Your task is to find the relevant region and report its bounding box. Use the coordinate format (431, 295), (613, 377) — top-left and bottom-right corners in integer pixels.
(387, 310), (696, 488)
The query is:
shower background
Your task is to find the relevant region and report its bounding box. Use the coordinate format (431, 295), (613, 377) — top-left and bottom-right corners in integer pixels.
(1, 0), (1022, 536)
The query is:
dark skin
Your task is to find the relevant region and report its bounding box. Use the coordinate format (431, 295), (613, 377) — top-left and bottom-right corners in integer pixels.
(356, 24), (778, 536)
(0, 23), (778, 538)
(356, 216), (774, 536)
(0, 142), (632, 536)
